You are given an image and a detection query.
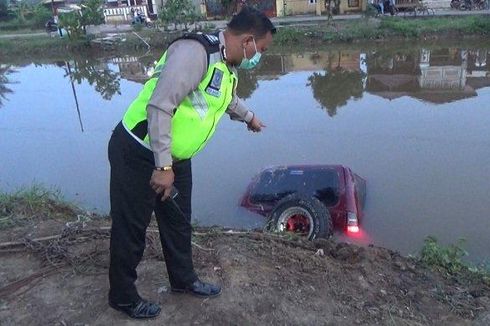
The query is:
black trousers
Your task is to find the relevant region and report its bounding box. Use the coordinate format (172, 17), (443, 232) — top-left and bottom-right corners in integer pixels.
(108, 122), (197, 304)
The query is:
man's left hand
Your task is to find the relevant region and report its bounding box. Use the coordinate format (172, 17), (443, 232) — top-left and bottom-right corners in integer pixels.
(247, 116), (266, 133)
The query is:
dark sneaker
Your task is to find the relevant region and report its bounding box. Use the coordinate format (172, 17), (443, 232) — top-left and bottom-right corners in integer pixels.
(171, 279), (222, 298)
(109, 299), (161, 319)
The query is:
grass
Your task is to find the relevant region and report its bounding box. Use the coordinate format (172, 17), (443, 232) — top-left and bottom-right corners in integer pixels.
(1, 15), (489, 57)
(0, 35), (90, 58)
(0, 28), (179, 58)
(273, 15), (490, 45)
(0, 185), (79, 229)
(419, 236), (490, 285)
(379, 16), (490, 37)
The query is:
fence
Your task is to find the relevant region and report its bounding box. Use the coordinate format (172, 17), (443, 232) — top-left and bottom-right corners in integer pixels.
(103, 5), (148, 23)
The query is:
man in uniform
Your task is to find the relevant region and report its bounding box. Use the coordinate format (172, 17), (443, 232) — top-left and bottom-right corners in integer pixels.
(107, 7), (275, 319)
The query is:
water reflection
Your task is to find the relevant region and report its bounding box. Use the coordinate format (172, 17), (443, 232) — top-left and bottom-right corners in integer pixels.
(109, 47), (489, 113)
(27, 46), (486, 113)
(2, 43), (490, 261)
(0, 65), (16, 108)
(366, 48), (490, 103)
(64, 58), (122, 101)
(307, 51), (365, 117)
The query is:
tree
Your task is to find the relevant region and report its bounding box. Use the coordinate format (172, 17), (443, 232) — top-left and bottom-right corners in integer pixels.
(159, 0), (199, 30)
(59, 0), (104, 39)
(32, 4), (52, 28)
(14, 0), (29, 24)
(80, 0), (104, 27)
(0, 0), (9, 21)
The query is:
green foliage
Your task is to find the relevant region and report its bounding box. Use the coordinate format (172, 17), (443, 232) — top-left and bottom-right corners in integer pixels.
(0, 185), (75, 229)
(0, 0), (8, 20)
(159, 0), (199, 30)
(419, 236), (490, 284)
(32, 4), (52, 28)
(274, 27), (302, 45)
(80, 0), (105, 26)
(59, 0), (104, 39)
(464, 16), (490, 34)
(59, 11), (84, 39)
(379, 16), (490, 38)
(380, 17), (420, 37)
(14, 0), (29, 24)
(420, 236), (468, 275)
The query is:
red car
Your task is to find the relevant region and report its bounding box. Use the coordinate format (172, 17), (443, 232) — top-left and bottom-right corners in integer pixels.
(241, 165), (366, 239)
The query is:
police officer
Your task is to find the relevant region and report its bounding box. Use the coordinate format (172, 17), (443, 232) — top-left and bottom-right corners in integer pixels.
(108, 7), (275, 319)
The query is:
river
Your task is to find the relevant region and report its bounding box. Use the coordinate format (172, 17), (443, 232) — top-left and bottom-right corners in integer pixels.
(1, 41), (489, 262)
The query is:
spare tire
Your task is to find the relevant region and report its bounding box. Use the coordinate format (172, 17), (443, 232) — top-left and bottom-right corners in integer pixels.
(268, 193), (333, 240)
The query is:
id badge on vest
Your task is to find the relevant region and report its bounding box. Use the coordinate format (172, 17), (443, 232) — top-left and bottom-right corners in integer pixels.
(205, 68), (223, 97)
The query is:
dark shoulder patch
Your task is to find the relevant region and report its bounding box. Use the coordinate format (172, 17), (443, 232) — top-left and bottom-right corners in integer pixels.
(168, 32), (221, 68)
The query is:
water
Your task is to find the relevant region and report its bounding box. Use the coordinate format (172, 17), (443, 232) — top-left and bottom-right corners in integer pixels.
(1, 43), (489, 261)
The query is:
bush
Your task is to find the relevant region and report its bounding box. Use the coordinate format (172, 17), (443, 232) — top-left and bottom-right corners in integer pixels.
(159, 0), (198, 30)
(380, 18), (420, 37)
(58, 0), (104, 40)
(419, 236), (490, 284)
(32, 5), (52, 29)
(0, 0), (8, 21)
(274, 27), (302, 45)
(465, 16), (490, 34)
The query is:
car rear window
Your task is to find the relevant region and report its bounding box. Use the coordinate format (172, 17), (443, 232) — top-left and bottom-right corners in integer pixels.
(250, 167), (340, 207)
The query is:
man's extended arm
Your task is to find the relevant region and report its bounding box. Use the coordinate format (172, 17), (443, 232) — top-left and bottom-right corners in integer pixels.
(226, 95), (254, 123)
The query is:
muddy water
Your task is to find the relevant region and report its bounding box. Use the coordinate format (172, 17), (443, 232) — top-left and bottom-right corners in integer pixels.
(1, 43), (489, 261)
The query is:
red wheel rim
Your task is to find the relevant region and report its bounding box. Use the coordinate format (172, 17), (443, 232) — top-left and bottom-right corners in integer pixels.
(285, 214), (310, 234)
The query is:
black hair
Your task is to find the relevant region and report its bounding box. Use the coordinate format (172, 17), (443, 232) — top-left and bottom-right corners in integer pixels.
(227, 6), (276, 39)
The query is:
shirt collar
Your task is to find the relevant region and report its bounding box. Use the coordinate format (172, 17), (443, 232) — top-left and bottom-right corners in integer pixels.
(219, 31), (237, 73)
(218, 31), (227, 61)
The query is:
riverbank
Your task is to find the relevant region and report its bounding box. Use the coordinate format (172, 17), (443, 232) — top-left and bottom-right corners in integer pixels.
(1, 15), (489, 59)
(1, 188), (489, 324)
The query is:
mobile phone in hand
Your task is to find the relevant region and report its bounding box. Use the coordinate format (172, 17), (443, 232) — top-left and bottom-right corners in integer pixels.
(169, 186), (179, 200)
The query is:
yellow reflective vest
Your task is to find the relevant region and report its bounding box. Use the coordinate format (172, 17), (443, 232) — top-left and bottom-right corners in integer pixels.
(122, 33), (237, 160)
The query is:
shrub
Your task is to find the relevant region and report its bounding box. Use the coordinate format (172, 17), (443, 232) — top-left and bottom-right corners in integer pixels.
(419, 236), (490, 284)
(274, 27), (302, 45)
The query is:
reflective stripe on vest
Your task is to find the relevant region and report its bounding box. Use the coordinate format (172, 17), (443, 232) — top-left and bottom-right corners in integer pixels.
(122, 46), (236, 160)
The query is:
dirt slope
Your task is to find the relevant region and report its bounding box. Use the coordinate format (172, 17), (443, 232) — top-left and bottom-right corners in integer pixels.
(0, 218), (489, 326)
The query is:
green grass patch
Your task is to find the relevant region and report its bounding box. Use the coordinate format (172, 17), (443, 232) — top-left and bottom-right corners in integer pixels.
(0, 35), (90, 58)
(273, 15), (490, 46)
(0, 185), (79, 229)
(379, 16), (490, 37)
(419, 236), (490, 285)
(274, 27), (303, 44)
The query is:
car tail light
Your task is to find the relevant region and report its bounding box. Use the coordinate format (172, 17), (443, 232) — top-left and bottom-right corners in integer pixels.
(347, 212), (359, 233)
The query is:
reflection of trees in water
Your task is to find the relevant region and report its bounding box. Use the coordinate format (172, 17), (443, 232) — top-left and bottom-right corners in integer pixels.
(308, 69), (364, 117)
(307, 51), (364, 117)
(65, 58), (121, 101)
(235, 55), (284, 99)
(236, 69), (259, 99)
(0, 65), (16, 108)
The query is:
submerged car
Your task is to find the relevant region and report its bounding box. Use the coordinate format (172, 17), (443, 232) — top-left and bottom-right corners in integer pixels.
(241, 165), (366, 239)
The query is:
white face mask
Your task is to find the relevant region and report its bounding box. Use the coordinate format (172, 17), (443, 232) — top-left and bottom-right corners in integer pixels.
(239, 38), (262, 70)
